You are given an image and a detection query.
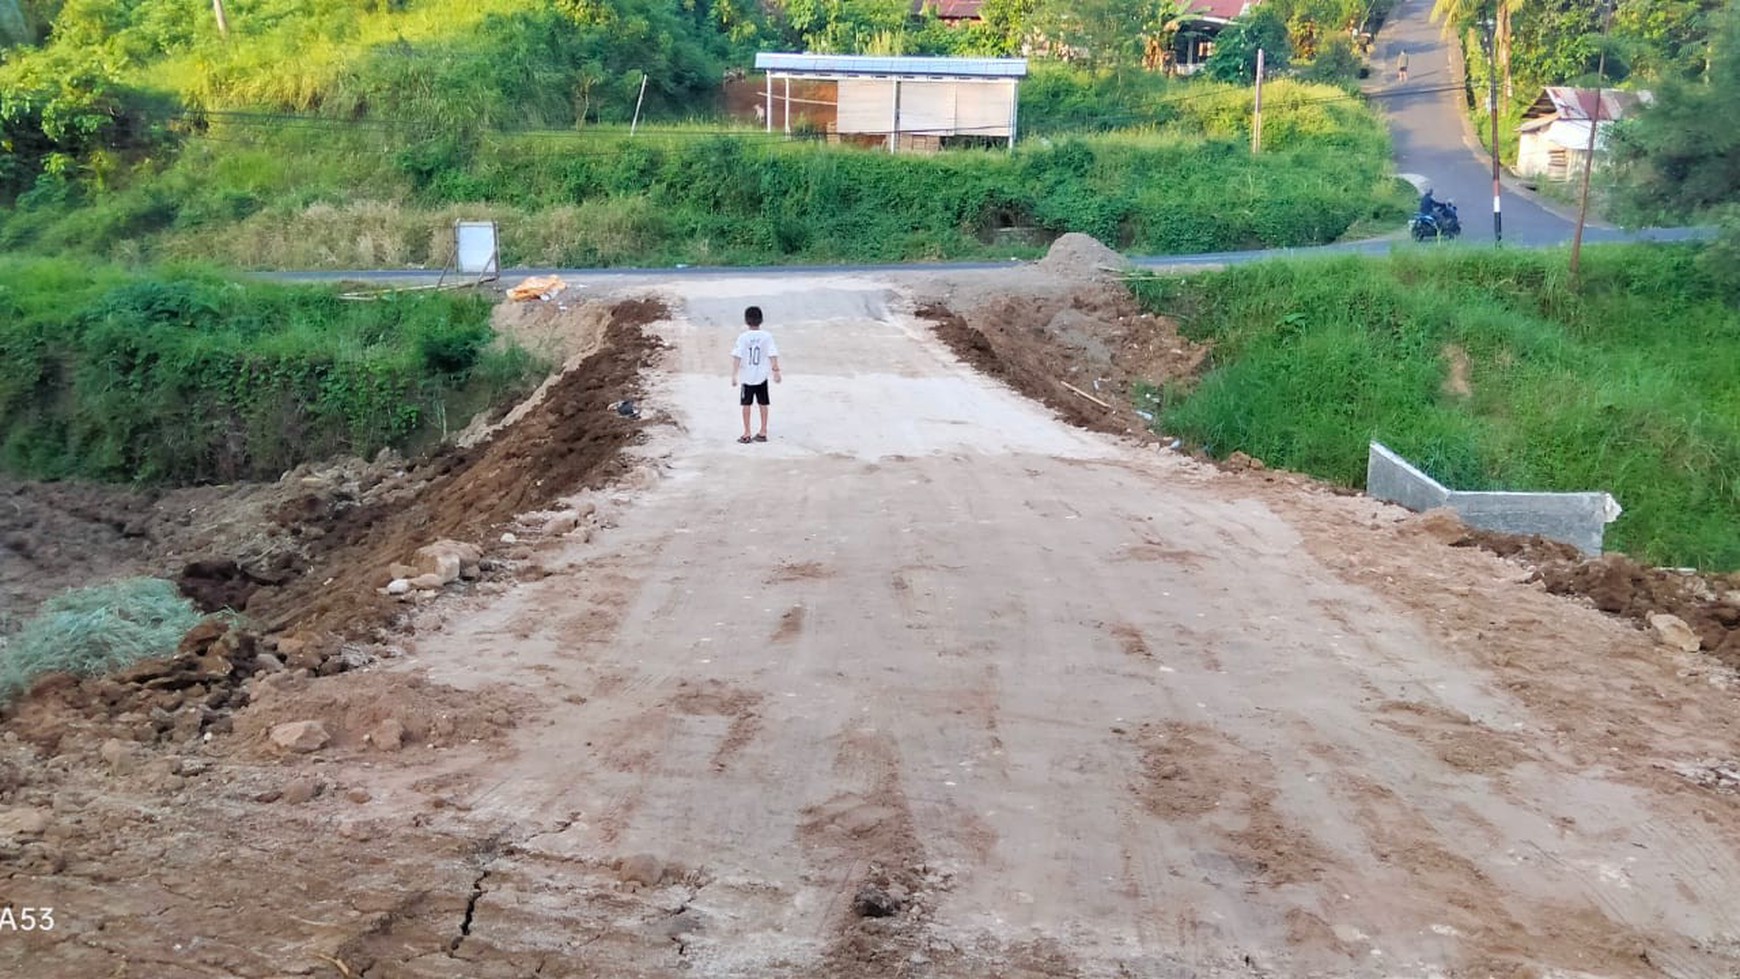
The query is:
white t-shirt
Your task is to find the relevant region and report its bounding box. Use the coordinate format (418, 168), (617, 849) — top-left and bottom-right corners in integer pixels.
(732, 329), (779, 385)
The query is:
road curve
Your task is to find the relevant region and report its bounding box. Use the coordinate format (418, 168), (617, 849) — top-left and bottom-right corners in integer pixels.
(265, 224), (1704, 288)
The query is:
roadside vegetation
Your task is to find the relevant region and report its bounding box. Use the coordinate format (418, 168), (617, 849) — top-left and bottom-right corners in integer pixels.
(1, 74), (1411, 268)
(1608, 2), (1740, 291)
(1, 0), (1412, 269)
(1134, 245), (1740, 570)
(1438, 0), (1729, 190)
(0, 256), (540, 484)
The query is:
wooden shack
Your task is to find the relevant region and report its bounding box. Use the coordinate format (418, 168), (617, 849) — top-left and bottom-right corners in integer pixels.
(751, 54), (1028, 153)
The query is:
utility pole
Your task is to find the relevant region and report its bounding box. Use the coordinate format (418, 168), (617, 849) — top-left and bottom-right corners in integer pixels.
(1251, 48), (1265, 155)
(629, 72), (648, 135)
(1570, 0), (1615, 277)
(213, 0), (229, 37)
(1486, 13), (1502, 244)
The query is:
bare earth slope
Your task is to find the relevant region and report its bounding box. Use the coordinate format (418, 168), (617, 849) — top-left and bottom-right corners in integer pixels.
(6, 272), (1740, 978)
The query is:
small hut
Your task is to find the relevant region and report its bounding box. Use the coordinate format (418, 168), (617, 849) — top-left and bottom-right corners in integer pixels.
(752, 53), (1028, 153)
(1516, 86), (1651, 182)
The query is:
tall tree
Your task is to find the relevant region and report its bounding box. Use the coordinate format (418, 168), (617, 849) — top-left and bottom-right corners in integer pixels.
(978, 0), (1040, 55)
(1035, 0), (1179, 75)
(1613, 0), (1724, 82)
(1431, 0), (1519, 100)
(1610, 2), (1740, 297)
(1609, 1), (1740, 220)
(1203, 6), (1292, 83)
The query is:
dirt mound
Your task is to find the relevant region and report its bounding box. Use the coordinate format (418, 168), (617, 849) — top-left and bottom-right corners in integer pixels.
(916, 285), (1207, 439)
(5, 618), (269, 756)
(1533, 554), (1740, 662)
(2, 298), (663, 750)
(1, 451), (424, 631)
(242, 298), (664, 643)
(1037, 232), (1133, 280)
(1450, 531), (1740, 666)
(231, 670), (523, 756)
(488, 290), (614, 365)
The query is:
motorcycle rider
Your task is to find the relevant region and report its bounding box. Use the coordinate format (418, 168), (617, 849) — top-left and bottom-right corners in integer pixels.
(1419, 188), (1438, 218)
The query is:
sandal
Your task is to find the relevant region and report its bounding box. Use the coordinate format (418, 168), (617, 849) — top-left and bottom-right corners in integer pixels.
(753, 434), (767, 442)
(737, 435), (753, 444)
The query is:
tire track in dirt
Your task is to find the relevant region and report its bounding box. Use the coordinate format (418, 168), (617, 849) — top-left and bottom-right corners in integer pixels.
(772, 605), (806, 643)
(667, 677), (765, 775)
(1127, 722), (1336, 889)
(1372, 699), (1539, 776)
(799, 729), (935, 977)
(1106, 622), (1152, 660)
(1327, 770), (1665, 978)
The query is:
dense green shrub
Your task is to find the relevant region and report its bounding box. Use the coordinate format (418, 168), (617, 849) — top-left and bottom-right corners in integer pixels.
(0, 257), (539, 484)
(1132, 245), (1740, 569)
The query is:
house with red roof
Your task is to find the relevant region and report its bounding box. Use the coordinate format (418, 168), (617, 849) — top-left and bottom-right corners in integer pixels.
(912, 0), (985, 26)
(1172, 0), (1259, 74)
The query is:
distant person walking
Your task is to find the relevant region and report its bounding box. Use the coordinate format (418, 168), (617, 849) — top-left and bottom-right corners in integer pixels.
(731, 305), (781, 444)
(1396, 48), (1409, 83)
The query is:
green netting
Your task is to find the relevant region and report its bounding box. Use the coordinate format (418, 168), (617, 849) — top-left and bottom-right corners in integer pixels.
(0, 578), (201, 701)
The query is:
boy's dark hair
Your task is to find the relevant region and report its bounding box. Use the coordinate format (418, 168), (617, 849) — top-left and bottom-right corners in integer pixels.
(745, 306), (764, 326)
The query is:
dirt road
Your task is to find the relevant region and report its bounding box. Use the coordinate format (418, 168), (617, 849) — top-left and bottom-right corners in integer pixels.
(7, 272), (1740, 978)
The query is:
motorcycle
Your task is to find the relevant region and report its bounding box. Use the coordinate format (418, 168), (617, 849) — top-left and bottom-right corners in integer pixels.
(1410, 200), (1462, 241)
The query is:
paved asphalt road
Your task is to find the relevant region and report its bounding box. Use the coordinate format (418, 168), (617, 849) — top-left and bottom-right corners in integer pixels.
(1373, 0), (1583, 244)
(277, 0), (1700, 287)
(273, 220), (1705, 286)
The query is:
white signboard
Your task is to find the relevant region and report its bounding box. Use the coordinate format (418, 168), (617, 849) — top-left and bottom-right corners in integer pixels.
(454, 221), (499, 277)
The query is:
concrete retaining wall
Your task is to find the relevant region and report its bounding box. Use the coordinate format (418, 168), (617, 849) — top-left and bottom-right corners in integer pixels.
(1366, 442), (1621, 556)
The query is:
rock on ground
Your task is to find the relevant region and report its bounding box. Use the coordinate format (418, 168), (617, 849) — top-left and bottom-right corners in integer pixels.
(269, 720), (331, 753)
(1408, 508), (1471, 546)
(281, 777), (320, 805)
(616, 853), (664, 887)
(413, 540), (483, 585)
(1650, 613), (1703, 653)
(365, 718), (405, 751)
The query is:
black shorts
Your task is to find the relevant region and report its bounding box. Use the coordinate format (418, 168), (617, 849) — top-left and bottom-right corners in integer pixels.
(740, 381), (770, 406)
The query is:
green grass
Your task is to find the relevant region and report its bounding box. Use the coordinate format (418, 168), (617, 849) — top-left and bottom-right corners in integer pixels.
(1132, 245), (1740, 570)
(0, 256), (541, 484)
(2, 0), (1414, 268)
(1, 578), (201, 700)
(2, 76), (1414, 269)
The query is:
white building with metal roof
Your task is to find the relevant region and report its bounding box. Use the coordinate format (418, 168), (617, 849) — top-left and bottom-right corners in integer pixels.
(752, 53), (1028, 152)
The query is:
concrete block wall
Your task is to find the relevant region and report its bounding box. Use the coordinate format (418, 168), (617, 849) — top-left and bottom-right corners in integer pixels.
(1366, 442), (1621, 556)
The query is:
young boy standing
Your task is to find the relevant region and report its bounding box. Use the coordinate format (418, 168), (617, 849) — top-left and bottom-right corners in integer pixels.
(730, 305), (781, 443)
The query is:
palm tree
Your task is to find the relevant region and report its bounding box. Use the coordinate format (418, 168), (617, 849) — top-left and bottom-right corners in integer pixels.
(1431, 0), (1520, 101)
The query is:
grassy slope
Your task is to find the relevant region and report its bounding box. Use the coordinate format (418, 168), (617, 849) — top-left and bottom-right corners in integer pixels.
(1, 0), (1413, 268)
(0, 256), (539, 484)
(4, 80), (1415, 268)
(1134, 245), (1740, 570)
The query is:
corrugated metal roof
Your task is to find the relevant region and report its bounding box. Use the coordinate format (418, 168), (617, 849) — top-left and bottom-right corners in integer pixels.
(1178, 0), (1255, 22)
(912, 0), (985, 18)
(1525, 86), (1652, 122)
(754, 53), (1028, 79)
